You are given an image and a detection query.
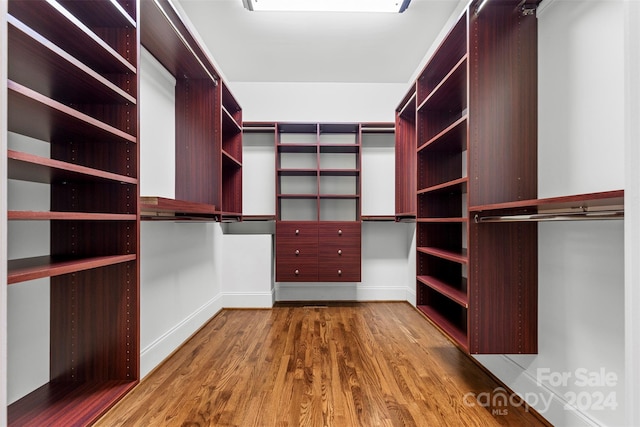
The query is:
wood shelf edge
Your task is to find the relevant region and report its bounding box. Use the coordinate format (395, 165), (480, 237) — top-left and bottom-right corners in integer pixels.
(470, 190), (624, 213)
(140, 196), (218, 219)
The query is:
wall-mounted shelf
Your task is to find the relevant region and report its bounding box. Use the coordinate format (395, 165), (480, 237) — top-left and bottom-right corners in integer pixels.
(141, 0), (242, 222)
(140, 196), (219, 221)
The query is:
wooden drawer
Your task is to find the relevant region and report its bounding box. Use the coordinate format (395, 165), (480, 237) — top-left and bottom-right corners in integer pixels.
(318, 222), (361, 241)
(318, 261), (361, 282)
(276, 239), (318, 259)
(276, 258), (318, 282)
(276, 221), (318, 240)
(319, 242), (360, 260)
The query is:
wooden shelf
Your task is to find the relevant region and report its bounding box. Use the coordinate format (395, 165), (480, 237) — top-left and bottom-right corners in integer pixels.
(58, 0), (136, 28)
(222, 105), (242, 134)
(141, 0), (217, 81)
(8, 380), (137, 427)
(417, 246), (468, 264)
(319, 145), (360, 154)
(417, 217), (467, 223)
(417, 275), (468, 308)
(416, 305), (468, 351)
(418, 115), (467, 153)
(418, 177), (468, 195)
(319, 169), (359, 176)
(8, 80), (136, 144)
(470, 190), (624, 214)
(8, 150), (137, 185)
(278, 169), (317, 176)
(361, 215), (396, 222)
(418, 56), (468, 113)
(277, 144), (318, 153)
(8, 254), (137, 285)
(140, 196), (218, 220)
(222, 150), (242, 168)
(8, 16), (135, 105)
(9, 0), (135, 74)
(8, 211), (136, 221)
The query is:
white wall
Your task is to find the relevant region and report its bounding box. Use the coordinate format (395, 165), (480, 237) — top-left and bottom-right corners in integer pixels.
(624, 2), (640, 425)
(139, 49), (224, 378)
(475, 2), (627, 426)
(231, 82), (407, 123)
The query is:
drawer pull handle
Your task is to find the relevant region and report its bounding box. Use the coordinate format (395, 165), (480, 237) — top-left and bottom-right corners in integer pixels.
(295, 229), (300, 235)
(337, 249), (342, 255)
(338, 229), (342, 236)
(295, 269), (300, 275)
(338, 269), (342, 276)
(295, 249), (300, 255)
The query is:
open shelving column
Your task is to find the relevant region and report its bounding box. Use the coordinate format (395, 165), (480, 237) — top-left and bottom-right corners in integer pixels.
(412, 0), (540, 354)
(5, 0), (140, 424)
(395, 87), (417, 220)
(275, 123), (362, 282)
(140, 0), (242, 222)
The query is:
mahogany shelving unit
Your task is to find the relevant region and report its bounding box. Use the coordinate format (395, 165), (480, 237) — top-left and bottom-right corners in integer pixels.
(409, 0), (540, 354)
(395, 87), (417, 220)
(273, 123), (363, 282)
(140, 0), (242, 222)
(5, 0), (140, 424)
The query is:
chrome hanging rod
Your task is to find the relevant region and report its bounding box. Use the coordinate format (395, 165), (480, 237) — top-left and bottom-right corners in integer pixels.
(474, 210), (624, 223)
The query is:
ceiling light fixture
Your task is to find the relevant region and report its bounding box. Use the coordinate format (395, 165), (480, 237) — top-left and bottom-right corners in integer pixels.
(242, 0), (412, 13)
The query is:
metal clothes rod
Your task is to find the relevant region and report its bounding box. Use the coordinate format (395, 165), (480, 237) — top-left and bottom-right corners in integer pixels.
(157, 0), (219, 85)
(474, 210), (624, 223)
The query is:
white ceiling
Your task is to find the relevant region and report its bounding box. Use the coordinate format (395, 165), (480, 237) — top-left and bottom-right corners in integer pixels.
(176, 0), (462, 84)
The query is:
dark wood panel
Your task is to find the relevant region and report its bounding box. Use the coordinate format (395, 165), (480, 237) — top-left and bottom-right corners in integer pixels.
(469, 221), (538, 354)
(50, 262), (139, 382)
(318, 262), (361, 282)
(395, 90), (417, 217)
(469, 0), (538, 206)
(175, 78), (219, 206)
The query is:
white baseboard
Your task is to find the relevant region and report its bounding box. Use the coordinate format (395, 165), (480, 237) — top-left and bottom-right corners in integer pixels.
(474, 355), (604, 427)
(140, 293), (224, 379)
(223, 290), (275, 308)
(275, 283), (409, 302)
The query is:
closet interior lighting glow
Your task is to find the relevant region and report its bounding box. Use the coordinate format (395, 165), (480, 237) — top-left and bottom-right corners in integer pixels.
(242, 0), (412, 13)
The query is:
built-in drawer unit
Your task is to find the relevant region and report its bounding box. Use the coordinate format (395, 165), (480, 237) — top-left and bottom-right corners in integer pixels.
(275, 221), (361, 282)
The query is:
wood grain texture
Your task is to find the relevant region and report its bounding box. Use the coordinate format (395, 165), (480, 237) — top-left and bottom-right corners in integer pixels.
(96, 303), (549, 427)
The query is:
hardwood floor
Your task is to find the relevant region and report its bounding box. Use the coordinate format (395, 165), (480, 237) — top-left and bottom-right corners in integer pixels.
(96, 302), (549, 426)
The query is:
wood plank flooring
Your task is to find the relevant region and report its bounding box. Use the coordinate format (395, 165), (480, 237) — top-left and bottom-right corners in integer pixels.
(96, 302), (550, 426)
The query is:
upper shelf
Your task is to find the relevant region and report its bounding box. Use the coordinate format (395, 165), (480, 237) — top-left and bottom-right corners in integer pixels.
(140, 196), (219, 221)
(8, 150), (138, 185)
(8, 16), (136, 105)
(9, 0), (136, 74)
(8, 80), (137, 144)
(58, 0), (137, 28)
(141, 0), (219, 82)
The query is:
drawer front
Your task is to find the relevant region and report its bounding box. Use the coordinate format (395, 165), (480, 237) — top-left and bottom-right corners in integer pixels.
(276, 239), (318, 259)
(318, 261), (361, 282)
(318, 222), (361, 241)
(319, 242), (360, 260)
(276, 259), (318, 282)
(276, 222), (318, 240)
